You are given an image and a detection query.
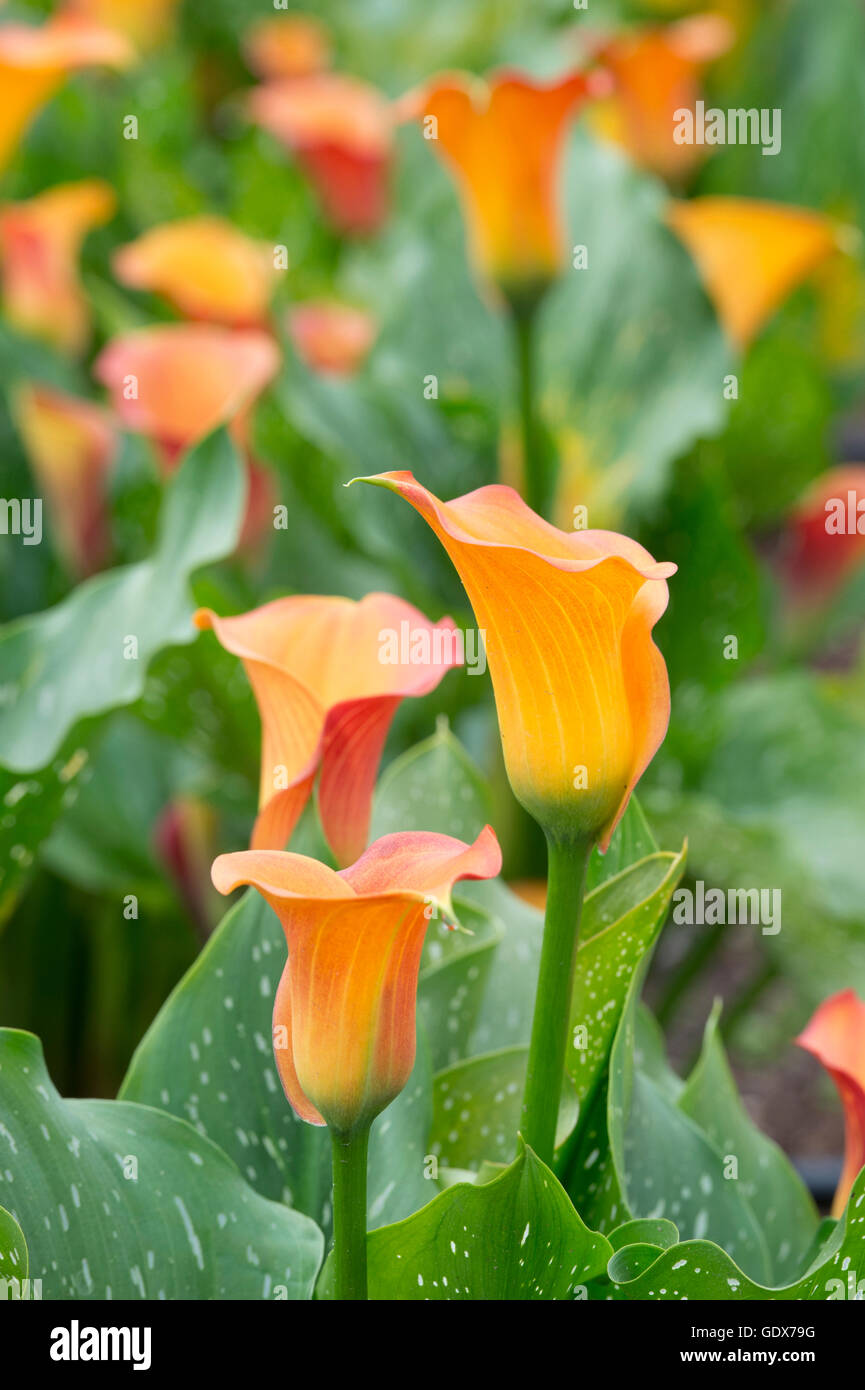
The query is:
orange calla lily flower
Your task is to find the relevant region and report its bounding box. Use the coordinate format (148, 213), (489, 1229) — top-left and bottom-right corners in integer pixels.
(797, 990), (865, 1217)
(62, 0), (180, 50)
(667, 196), (843, 348)
(0, 14), (132, 174)
(243, 13), (331, 81)
(356, 474), (675, 850)
(587, 14), (733, 181)
(396, 68), (603, 301)
(194, 593), (461, 865)
(0, 179), (115, 353)
(113, 216), (279, 327)
(93, 323), (280, 469)
(780, 465), (865, 608)
(288, 300), (376, 375)
(12, 382), (116, 577)
(249, 74), (392, 236)
(212, 826), (501, 1132)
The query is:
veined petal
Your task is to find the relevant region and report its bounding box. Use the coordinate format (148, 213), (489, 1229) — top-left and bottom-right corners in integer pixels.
(212, 828), (501, 1131)
(797, 990), (865, 1218)
(355, 472), (674, 848)
(196, 593), (460, 859)
(113, 216), (279, 327)
(667, 196), (844, 348)
(340, 824), (502, 913)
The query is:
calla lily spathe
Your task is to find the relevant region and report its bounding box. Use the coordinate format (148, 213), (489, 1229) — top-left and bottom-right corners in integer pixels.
(12, 382), (116, 577)
(357, 474), (675, 850)
(288, 300), (376, 375)
(212, 827), (501, 1133)
(0, 14), (132, 174)
(194, 593), (461, 865)
(397, 69), (602, 300)
(667, 196), (843, 348)
(781, 465), (865, 608)
(113, 216), (280, 327)
(94, 323), (280, 469)
(0, 179), (116, 353)
(249, 74), (392, 236)
(587, 15), (733, 181)
(797, 990), (865, 1217)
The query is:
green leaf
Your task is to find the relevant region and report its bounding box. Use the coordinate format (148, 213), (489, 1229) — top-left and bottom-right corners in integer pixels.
(357, 1140), (612, 1301)
(0, 429), (245, 773)
(0, 1204), (28, 1286)
(370, 719), (492, 843)
(545, 135), (730, 519)
(430, 1045), (579, 1172)
(0, 747), (89, 925)
(609, 1217), (679, 1252)
(609, 1166), (865, 1301)
(120, 889), (435, 1233)
(568, 847), (687, 1116)
(568, 960), (773, 1285)
(418, 899), (502, 1071)
(679, 1002), (818, 1285)
(0, 1029), (323, 1299)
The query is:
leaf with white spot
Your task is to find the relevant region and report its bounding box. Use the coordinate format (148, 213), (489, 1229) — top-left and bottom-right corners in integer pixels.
(679, 1002), (818, 1285)
(0, 1029), (323, 1299)
(370, 720), (492, 843)
(430, 1046), (578, 1172)
(0, 1203), (28, 1285)
(608, 1166), (865, 1300)
(324, 1140), (612, 1301)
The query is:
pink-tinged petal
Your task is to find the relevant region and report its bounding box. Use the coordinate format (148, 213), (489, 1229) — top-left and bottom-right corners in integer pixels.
(340, 824), (502, 910)
(211, 828), (501, 1130)
(288, 299), (376, 375)
(249, 74), (392, 236)
(196, 593), (460, 860)
(797, 990), (865, 1217)
(780, 465), (865, 608)
(317, 694), (401, 869)
(93, 324), (280, 461)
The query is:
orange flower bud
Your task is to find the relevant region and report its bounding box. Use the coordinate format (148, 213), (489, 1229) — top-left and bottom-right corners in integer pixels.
(667, 196), (844, 348)
(396, 68), (602, 302)
(212, 826), (501, 1133)
(243, 13), (331, 81)
(93, 323), (279, 469)
(249, 74), (392, 236)
(587, 15), (733, 181)
(357, 474), (675, 850)
(0, 14), (132, 174)
(288, 300), (376, 375)
(194, 593), (461, 865)
(12, 383), (116, 577)
(0, 179), (116, 353)
(797, 990), (865, 1218)
(113, 216), (280, 328)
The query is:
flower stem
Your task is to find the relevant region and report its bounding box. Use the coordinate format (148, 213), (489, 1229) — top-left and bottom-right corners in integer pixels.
(520, 834), (593, 1165)
(330, 1126), (369, 1300)
(512, 302), (549, 518)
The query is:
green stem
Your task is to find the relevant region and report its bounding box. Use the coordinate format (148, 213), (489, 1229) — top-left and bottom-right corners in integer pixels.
(512, 304), (548, 518)
(330, 1127), (369, 1300)
(520, 835), (593, 1166)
